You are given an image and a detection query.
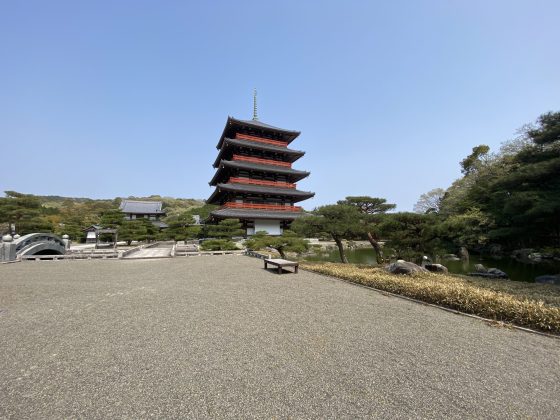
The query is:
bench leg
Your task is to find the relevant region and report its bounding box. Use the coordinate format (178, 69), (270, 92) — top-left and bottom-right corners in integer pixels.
(278, 265), (282, 274)
(295, 265), (298, 274)
(264, 262), (267, 270)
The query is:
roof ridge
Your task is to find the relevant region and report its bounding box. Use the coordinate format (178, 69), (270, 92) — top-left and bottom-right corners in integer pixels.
(121, 199), (162, 203)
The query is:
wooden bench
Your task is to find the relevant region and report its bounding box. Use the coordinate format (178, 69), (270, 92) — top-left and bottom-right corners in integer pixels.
(264, 258), (299, 274)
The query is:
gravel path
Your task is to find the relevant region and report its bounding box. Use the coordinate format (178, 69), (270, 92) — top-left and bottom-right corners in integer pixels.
(1, 256), (559, 418)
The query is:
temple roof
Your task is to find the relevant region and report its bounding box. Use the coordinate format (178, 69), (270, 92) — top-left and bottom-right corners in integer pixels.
(217, 116), (300, 148)
(119, 200), (165, 214)
(213, 138), (305, 167)
(210, 208), (305, 221)
(207, 183), (315, 204)
(210, 160), (310, 185)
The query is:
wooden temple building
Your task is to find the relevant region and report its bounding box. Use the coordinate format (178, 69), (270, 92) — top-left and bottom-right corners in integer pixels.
(207, 105), (314, 235)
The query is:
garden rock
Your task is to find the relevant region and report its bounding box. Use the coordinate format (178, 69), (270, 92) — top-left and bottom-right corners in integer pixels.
(474, 264), (487, 273)
(535, 275), (560, 285)
(386, 261), (429, 275)
(487, 268), (508, 278)
(425, 263), (449, 273)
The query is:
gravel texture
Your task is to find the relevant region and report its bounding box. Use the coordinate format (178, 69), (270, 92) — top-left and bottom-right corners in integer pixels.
(1, 256), (559, 418)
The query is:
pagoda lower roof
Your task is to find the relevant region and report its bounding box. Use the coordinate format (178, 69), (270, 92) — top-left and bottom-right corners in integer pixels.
(210, 160), (310, 185)
(207, 183), (315, 203)
(213, 138), (305, 167)
(210, 208), (306, 221)
(217, 116), (301, 148)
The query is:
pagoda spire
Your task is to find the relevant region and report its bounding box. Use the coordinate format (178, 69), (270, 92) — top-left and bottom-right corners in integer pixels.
(252, 88), (258, 121)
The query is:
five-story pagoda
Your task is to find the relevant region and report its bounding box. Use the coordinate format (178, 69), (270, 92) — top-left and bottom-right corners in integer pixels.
(207, 96), (314, 235)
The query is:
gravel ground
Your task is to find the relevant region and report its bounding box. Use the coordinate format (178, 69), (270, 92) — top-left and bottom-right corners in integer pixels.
(1, 256), (559, 419)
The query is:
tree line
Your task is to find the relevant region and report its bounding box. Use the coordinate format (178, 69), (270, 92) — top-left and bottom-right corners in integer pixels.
(2, 111), (557, 261)
(286, 111), (560, 263)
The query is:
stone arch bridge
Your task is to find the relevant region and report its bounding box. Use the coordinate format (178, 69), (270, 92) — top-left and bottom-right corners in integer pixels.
(1, 233), (68, 262)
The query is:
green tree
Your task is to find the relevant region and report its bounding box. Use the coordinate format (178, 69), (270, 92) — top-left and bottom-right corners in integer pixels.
(99, 209), (124, 228)
(0, 191), (52, 234)
(292, 204), (363, 263)
(437, 208), (493, 250)
(378, 212), (438, 261)
(337, 196), (396, 263)
(118, 220), (148, 245)
(163, 212), (199, 240)
(245, 230), (309, 259)
(460, 145), (490, 175)
(206, 219), (244, 239)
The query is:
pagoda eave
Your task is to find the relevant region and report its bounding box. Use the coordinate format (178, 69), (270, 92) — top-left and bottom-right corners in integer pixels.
(210, 208), (306, 221)
(207, 183), (315, 204)
(212, 138), (305, 167)
(216, 116), (301, 149)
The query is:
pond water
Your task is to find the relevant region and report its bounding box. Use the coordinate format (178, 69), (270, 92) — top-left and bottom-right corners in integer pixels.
(305, 248), (560, 283)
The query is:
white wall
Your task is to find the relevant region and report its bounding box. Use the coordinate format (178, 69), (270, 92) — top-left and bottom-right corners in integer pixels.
(253, 219), (282, 235)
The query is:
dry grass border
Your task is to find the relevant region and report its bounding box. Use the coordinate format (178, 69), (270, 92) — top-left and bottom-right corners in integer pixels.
(301, 262), (560, 335)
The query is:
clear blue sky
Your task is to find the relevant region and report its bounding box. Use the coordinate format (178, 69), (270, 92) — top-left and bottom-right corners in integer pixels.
(1, 0), (558, 211)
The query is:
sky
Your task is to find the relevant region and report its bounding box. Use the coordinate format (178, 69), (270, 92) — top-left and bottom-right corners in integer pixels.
(1, 0), (558, 211)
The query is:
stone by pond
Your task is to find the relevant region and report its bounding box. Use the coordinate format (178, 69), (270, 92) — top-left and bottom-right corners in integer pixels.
(305, 248), (560, 283)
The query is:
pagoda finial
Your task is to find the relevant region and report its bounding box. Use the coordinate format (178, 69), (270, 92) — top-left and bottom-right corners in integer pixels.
(252, 88), (258, 121)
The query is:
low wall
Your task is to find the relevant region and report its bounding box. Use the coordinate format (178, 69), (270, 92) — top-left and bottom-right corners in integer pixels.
(244, 250), (270, 260)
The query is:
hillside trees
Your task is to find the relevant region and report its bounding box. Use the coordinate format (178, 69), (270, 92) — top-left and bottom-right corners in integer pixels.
(438, 110), (560, 250)
(0, 191), (52, 234)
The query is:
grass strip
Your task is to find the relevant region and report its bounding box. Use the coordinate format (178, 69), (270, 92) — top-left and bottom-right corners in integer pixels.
(301, 262), (560, 335)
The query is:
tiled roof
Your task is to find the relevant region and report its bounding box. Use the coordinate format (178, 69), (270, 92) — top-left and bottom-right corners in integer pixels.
(208, 183), (315, 204)
(119, 200), (165, 214)
(212, 138), (305, 167)
(231, 117), (300, 136)
(210, 208), (306, 220)
(210, 160), (310, 186)
(217, 116), (301, 148)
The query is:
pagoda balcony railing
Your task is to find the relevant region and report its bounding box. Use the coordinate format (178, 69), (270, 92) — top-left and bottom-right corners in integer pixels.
(222, 202), (302, 212)
(232, 154), (292, 168)
(235, 133), (288, 147)
(228, 177), (296, 189)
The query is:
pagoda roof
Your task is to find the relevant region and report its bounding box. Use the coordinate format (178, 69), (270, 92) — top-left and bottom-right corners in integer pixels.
(217, 116), (300, 148)
(210, 208), (305, 221)
(207, 183), (315, 204)
(213, 138), (305, 167)
(210, 160), (310, 185)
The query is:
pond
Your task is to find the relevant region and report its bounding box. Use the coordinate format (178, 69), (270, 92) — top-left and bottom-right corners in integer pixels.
(304, 248), (560, 283)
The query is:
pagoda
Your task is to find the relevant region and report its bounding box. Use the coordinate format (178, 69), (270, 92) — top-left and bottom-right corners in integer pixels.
(207, 95), (314, 235)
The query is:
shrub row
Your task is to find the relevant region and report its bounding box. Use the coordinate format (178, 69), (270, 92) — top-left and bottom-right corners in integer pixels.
(301, 262), (560, 335)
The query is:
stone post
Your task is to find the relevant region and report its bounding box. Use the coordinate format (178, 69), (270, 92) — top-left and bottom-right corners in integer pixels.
(62, 234), (71, 250)
(1, 234), (15, 262)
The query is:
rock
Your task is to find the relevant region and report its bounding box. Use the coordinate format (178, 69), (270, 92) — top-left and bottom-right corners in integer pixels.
(528, 253), (543, 261)
(386, 261), (429, 275)
(511, 248), (534, 262)
(425, 263), (448, 273)
(474, 264), (487, 273)
(487, 268), (508, 278)
(487, 243), (503, 256)
(459, 247), (469, 261)
(535, 275), (560, 285)
(443, 254), (461, 261)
